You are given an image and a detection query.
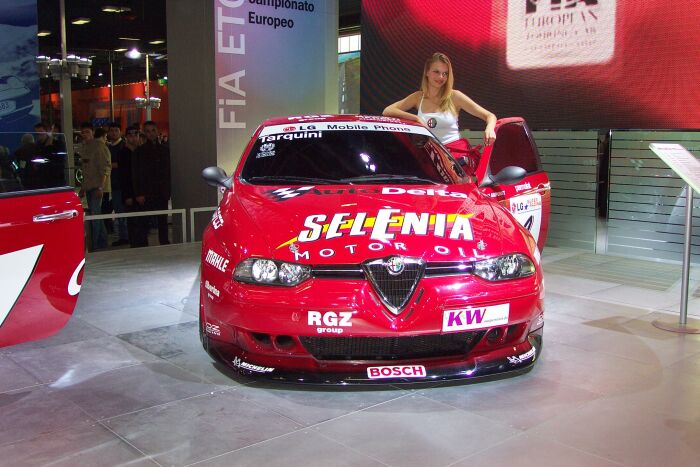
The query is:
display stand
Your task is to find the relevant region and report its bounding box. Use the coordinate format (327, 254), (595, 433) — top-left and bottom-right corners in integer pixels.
(649, 143), (700, 334)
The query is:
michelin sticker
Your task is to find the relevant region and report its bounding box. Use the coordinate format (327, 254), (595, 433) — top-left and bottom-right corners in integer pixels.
(232, 357), (274, 373)
(508, 193), (542, 244)
(507, 347), (536, 365)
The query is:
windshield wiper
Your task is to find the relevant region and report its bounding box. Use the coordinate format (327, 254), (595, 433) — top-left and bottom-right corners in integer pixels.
(340, 174), (439, 185)
(245, 175), (337, 185)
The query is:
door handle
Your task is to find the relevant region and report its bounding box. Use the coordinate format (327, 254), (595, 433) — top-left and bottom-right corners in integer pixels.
(33, 210), (79, 223)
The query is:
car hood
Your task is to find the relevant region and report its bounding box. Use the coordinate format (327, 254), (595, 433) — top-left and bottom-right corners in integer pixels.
(234, 183), (508, 263)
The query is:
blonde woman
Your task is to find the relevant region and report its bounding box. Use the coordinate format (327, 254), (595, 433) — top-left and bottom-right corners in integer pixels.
(383, 52), (496, 172)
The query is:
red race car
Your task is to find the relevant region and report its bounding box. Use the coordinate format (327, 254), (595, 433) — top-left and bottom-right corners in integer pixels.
(200, 115), (550, 383)
(0, 186), (84, 347)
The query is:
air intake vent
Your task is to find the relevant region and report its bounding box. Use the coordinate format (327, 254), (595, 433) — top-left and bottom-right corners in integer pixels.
(300, 331), (484, 360)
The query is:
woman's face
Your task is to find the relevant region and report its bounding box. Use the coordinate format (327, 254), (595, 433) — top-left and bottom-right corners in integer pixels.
(426, 61), (449, 89)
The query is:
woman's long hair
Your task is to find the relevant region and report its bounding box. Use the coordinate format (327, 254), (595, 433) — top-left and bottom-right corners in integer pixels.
(420, 52), (456, 115)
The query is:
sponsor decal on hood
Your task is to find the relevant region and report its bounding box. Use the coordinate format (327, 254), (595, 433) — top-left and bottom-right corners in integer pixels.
(277, 209), (474, 249)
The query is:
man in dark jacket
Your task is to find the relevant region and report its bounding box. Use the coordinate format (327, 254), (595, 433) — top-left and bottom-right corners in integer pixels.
(107, 122), (128, 245)
(132, 120), (171, 245)
(118, 125), (143, 247)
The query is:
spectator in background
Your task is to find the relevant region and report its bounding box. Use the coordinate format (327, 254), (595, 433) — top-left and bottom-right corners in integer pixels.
(133, 120), (171, 245)
(94, 127), (113, 234)
(34, 122), (65, 155)
(79, 122), (111, 250)
(118, 125), (143, 247)
(14, 133), (38, 189)
(107, 122), (128, 246)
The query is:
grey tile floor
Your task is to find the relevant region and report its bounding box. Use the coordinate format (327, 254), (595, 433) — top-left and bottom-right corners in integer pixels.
(1, 243), (700, 466)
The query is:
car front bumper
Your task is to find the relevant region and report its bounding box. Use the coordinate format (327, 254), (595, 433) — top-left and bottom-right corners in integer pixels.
(203, 327), (543, 384)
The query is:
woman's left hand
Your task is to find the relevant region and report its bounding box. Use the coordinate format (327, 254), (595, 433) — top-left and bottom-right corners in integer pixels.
(484, 127), (496, 146)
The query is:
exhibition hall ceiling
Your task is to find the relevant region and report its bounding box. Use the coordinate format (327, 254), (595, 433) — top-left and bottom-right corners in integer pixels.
(36, 0), (360, 90)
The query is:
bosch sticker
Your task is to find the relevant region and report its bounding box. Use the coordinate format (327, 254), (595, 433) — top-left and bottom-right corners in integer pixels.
(367, 365), (426, 379)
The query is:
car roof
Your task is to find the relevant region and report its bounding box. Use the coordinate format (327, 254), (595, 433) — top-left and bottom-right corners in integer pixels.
(261, 114), (422, 128)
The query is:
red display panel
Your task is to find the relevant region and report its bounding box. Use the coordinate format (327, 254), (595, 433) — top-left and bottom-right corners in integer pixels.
(361, 0), (700, 130)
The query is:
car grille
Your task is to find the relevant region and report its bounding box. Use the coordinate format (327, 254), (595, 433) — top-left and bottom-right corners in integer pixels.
(299, 331), (484, 361)
(363, 257), (425, 314)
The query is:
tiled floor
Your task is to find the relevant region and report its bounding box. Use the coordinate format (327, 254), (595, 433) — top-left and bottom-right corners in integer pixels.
(1, 244), (700, 466)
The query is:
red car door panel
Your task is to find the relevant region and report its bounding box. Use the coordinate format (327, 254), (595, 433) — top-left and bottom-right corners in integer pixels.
(0, 187), (84, 347)
(476, 118), (551, 251)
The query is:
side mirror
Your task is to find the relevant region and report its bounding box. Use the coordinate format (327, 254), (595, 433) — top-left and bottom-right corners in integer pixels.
(201, 166), (232, 190)
(478, 166), (527, 188)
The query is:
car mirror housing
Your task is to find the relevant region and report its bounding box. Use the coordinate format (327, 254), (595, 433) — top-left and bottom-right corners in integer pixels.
(201, 166), (232, 190)
(478, 166), (527, 188)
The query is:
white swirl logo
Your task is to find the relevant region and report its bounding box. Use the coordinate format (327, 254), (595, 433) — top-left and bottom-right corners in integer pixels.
(68, 258), (85, 296)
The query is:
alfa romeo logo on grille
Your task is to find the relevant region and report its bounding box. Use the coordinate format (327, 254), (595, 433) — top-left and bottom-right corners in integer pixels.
(385, 256), (405, 275)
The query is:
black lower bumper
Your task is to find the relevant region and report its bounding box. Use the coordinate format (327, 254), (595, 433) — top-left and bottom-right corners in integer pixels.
(204, 328), (543, 385)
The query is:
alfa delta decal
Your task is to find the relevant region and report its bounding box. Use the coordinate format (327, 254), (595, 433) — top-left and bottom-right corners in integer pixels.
(268, 186), (315, 201)
(367, 365), (426, 379)
(277, 209), (474, 249)
(308, 310), (353, 334)
(266, 186), (470, 202)
(442, 304), (510, 332)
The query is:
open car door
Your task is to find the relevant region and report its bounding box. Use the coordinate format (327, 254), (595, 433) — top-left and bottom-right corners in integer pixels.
(475, 117), (551, 251)
(0, 187), (84, 347)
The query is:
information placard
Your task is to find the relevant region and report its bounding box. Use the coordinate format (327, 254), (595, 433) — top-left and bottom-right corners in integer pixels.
(649, 143), (700, 193)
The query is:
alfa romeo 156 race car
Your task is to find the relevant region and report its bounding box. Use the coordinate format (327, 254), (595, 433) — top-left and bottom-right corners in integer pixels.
(200, 115), (550, 383)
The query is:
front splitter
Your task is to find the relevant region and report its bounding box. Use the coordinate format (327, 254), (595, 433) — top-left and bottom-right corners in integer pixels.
(204, 329), (543, 385)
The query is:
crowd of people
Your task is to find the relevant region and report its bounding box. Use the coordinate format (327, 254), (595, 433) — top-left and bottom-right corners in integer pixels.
(0, 122), (67, 191)
(78, 120), (171, 250)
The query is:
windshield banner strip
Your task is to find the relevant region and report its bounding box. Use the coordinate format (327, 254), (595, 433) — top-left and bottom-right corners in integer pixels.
(258, 122), (433, 138)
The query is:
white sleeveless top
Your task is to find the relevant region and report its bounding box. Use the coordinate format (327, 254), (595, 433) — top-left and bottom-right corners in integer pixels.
(417, 94), (460, 144)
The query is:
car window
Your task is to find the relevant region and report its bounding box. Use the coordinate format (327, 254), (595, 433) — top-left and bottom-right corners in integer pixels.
(241, 128), (467, 185)
(488, 123), (541, 175)
(0, 132), (69, 194)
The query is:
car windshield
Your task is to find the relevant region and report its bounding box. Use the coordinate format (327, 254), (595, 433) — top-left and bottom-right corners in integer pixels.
(240, 124), (467, 185)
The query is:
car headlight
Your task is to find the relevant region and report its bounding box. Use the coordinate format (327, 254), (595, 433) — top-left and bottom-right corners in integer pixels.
(474, 254), (535, 281)
(234, 258), (311, 286)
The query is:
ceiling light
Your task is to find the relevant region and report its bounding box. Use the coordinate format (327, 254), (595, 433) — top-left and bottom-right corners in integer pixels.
(125, 48), (142, 59)
(114, 48), (128, 52)
(102, 5), (131, 13)
(71, 17), (91, 25)
(37, 30), (51, 37)
(149, 39), (165, 45)
(118, 37), (140, 41)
